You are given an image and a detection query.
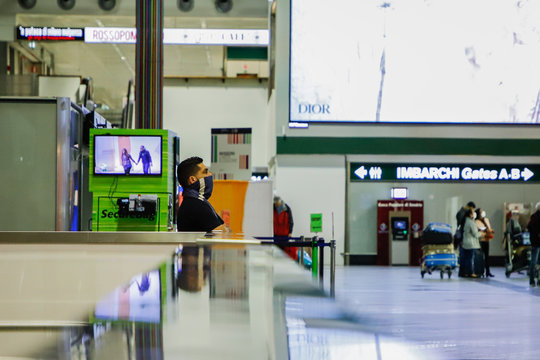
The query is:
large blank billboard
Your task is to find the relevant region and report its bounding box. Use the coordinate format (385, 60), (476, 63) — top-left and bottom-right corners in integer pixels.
(290, 0), (540, 124)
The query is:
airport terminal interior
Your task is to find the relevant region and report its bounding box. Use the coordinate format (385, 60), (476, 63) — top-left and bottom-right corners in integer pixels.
(1, 0), (540, 359)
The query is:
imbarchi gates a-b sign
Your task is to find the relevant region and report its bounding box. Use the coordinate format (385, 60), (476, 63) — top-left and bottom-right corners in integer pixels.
(350, 163), (540, 183)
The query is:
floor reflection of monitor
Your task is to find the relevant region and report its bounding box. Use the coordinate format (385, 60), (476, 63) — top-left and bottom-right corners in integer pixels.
(94, 270), (161, 323)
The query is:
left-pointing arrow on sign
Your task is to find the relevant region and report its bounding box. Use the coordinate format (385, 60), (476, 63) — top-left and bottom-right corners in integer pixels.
(354, 166), (368, 179)
(522, 167), (534, 181)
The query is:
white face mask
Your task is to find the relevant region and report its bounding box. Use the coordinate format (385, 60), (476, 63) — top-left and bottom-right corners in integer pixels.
(473, 212), (477, 220)
(481, 211), (486, 218)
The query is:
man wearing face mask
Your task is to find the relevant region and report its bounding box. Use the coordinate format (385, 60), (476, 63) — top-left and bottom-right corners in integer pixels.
(176, 157), (224, 232)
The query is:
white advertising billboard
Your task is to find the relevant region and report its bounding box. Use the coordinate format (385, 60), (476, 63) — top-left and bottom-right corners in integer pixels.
(290, 0), (540, 124)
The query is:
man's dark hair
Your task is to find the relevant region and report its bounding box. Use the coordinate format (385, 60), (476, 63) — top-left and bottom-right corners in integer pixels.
(177, 157), (203, 187)
(467, 201), (476, 208)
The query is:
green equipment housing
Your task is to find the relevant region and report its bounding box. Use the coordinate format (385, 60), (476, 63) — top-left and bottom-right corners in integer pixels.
(89, 128), (178, 232)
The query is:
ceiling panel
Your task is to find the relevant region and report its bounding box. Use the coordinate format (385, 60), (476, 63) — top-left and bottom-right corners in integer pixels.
(2, 0), (270, 18)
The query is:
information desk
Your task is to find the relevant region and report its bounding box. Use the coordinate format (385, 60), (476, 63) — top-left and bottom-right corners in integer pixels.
(0, 232), (439, 359)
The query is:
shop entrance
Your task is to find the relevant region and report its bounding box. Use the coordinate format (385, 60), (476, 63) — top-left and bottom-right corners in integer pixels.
(376, 200), (423, 265)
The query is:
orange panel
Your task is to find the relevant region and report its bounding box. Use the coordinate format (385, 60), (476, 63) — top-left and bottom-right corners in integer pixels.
(209, 180), (249, 234)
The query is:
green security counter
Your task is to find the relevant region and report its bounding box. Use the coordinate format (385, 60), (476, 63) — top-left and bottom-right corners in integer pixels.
(89, 128), (177, 232)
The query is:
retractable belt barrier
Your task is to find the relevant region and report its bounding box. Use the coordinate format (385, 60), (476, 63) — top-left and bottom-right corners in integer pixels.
(256, 236), (336, 297)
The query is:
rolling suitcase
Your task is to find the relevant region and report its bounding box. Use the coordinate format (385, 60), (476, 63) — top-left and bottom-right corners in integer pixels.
(422, 222), (453, 245)
(423, 253), (457, 268)
(421, 252), (457, 278)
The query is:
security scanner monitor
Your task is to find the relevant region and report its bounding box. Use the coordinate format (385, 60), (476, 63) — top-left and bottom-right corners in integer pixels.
(94, 134), (163, 176)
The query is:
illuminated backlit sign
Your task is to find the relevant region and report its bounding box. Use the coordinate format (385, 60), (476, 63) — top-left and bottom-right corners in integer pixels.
(84, 27), (269, 46)
(16, 26), (84, 41)
(16, 26), (269, 46)
(350, 163), (540, 183)
(84, 27), (136, 44)
(164, 29), (268, 46)
(391, 187), (408, 199)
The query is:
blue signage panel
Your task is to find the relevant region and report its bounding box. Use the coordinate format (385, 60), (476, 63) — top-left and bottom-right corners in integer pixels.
(350, 163), (540, 183)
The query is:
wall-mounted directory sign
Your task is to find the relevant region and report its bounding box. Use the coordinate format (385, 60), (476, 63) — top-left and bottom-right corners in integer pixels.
(350, 163), (540, 183)
(16, 26), (84, 41)
(211, 128), (252, 181)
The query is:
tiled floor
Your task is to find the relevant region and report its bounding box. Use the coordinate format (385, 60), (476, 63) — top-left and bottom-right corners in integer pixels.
(327, 266), (540, 360)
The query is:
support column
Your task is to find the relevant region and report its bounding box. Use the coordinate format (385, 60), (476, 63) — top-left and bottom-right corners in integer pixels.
(0, 42), (8, 74)
(135, 0), (163, 129)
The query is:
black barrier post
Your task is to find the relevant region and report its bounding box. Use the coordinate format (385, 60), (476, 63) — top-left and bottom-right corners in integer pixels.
(298, 236), (304, 266)
(330, 239), (336, 298)
(310, 237), (317, 278)
(319, 238), (324, 286)
(256, 236), (335, 292)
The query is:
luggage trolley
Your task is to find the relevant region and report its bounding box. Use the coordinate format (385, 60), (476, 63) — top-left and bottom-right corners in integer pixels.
(504, 231), (532, 278)
(420, 223), (457, 279)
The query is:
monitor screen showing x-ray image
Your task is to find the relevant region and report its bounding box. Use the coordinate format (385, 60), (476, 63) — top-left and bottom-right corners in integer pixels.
(94, 135), (162, 175)
(290, 0), (540, 124)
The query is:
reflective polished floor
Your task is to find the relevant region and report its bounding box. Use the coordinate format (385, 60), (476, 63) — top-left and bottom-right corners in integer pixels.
(327, 266), (540, 360)
(4, 232), (537, 359)
(0, 235), (441, 360)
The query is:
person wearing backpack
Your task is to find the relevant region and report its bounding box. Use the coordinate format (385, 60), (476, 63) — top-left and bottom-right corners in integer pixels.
(455, 201), (476, 245)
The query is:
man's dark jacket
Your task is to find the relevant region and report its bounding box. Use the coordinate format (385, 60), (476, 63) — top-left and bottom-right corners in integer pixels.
(528, 210), (540, 247)
(177, 197), (223, 232)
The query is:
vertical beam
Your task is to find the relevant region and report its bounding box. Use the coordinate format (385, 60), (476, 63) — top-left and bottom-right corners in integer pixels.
(136, 0), (163, 129)
(0, 42), (8, 74)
